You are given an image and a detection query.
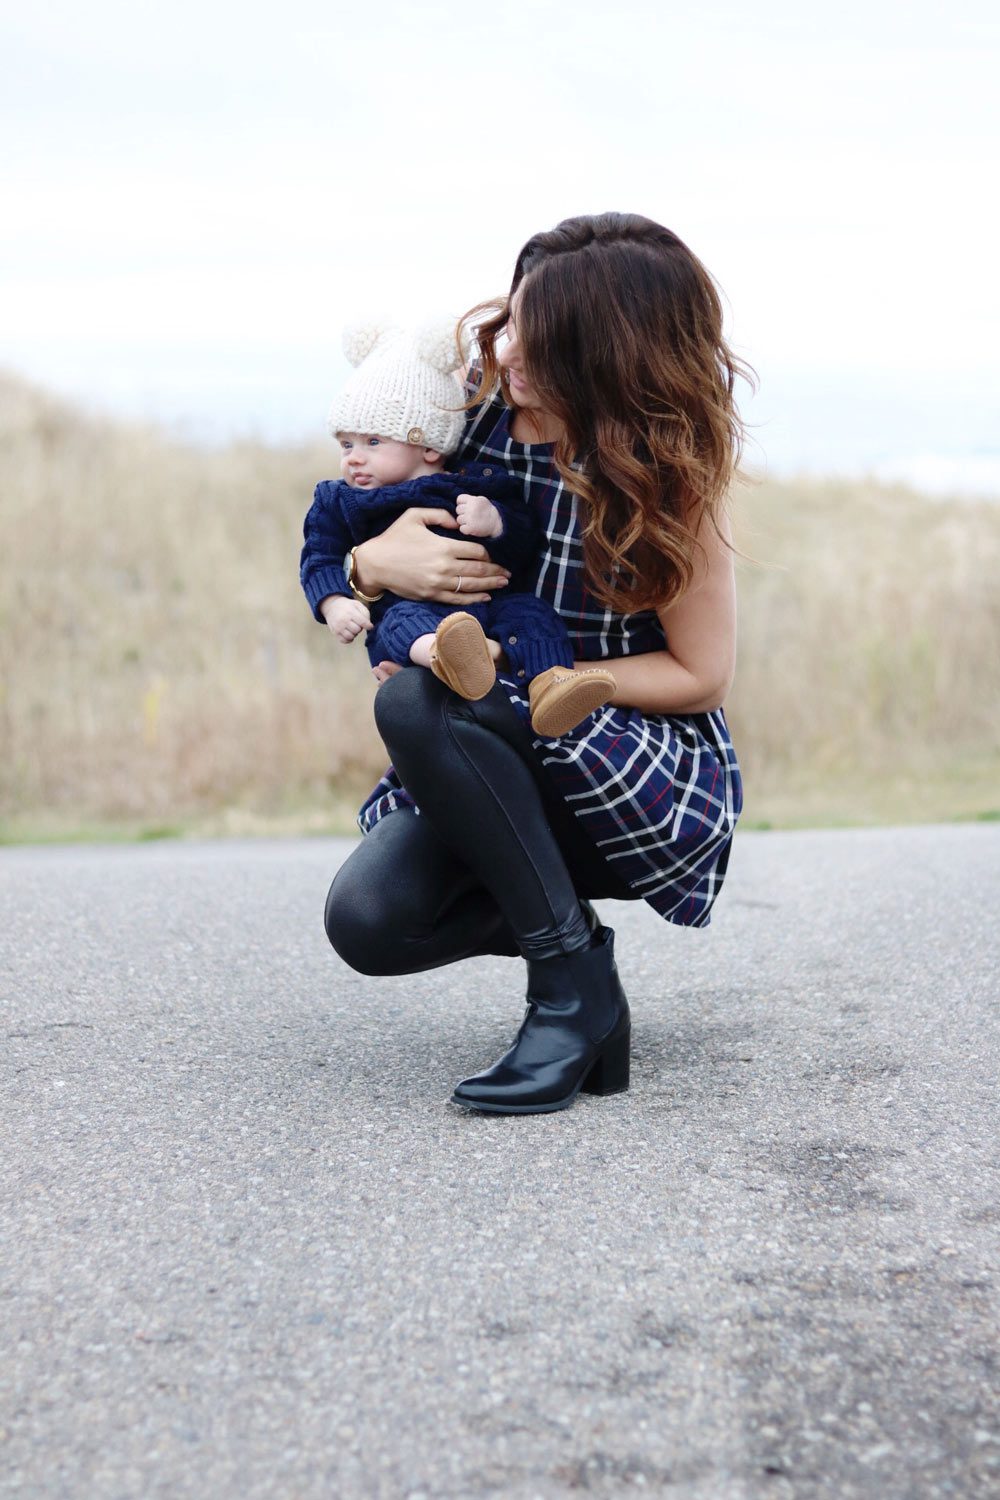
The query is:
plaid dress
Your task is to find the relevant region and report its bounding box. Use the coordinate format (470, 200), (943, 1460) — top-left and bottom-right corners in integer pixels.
(358, 392), (743, 927)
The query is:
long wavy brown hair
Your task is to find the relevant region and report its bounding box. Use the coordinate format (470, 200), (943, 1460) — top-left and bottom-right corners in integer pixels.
(463, 213), (752, 614)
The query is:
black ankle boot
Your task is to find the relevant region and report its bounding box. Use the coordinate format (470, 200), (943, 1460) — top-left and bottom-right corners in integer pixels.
(451, 927), (631, 1114)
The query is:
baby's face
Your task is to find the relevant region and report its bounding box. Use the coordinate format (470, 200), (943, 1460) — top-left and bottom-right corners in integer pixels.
(337, 433), (433, 490)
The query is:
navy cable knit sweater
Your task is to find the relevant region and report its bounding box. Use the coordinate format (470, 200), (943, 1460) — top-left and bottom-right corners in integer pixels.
(299, 462), (541, 625)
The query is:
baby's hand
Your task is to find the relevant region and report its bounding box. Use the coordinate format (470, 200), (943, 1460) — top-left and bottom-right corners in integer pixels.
(455, 493), (503, 538)
(321, 595), (372, 644)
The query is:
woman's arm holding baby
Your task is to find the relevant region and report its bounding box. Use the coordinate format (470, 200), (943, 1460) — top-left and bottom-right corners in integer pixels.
(583, 511), (737, 716)
(352, 509), (512, 606)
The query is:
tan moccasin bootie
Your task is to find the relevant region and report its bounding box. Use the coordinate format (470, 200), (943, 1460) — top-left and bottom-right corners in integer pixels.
(429, 612), (497, 701)
(528, 665), (616, 738)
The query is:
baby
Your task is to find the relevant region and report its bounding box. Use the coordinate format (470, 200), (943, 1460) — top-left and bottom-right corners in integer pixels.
(299, 322), (615, 738)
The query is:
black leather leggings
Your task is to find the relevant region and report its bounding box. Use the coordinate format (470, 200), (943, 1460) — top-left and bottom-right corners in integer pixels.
(324, 669), (634, 975)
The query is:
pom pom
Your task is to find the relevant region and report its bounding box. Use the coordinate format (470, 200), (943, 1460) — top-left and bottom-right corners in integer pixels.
(342, 323), (397, 368)
(414, 319), (470, 375)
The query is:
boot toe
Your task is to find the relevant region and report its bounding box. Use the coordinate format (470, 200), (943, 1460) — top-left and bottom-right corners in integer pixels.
(451, 1051), (591, 1113)
(451, 1066), (522, 1110)
(450, 1081), (556, 1114)
(451, 1075), (494, 1108)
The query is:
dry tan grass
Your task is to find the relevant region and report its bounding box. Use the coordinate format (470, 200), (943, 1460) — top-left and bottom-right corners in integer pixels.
(728, 473), (1000, 820)
(1, 371), (998, 837)
(0, 371), (384, 833)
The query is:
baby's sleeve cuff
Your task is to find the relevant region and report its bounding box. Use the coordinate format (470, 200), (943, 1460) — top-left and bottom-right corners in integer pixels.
(303, 564), (350, 622)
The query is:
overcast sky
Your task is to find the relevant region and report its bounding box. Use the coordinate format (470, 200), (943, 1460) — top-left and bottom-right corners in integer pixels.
(2, 0), (998, 488)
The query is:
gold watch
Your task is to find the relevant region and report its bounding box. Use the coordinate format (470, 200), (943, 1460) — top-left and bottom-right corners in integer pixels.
(346, 547), (385, 605)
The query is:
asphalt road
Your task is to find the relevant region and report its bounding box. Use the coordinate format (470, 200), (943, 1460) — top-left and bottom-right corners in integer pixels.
(1, 826), (998, 1499)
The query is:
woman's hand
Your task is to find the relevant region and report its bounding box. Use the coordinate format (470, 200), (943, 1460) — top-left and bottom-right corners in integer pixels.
(353, 509), (511, 606)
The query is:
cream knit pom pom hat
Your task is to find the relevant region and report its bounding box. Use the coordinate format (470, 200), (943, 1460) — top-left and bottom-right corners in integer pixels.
(328, 320), (470, 455)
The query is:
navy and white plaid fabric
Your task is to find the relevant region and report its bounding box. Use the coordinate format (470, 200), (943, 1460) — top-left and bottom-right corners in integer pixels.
(358, 391), (743, 927)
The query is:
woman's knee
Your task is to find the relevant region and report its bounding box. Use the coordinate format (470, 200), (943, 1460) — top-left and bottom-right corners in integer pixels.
(373, 666), (443, 747)
(324, 868), (403, 976)
(375, 666), (524, 760)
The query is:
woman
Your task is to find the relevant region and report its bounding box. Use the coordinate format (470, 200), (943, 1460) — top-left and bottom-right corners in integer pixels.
(324, 212), (748, 1115)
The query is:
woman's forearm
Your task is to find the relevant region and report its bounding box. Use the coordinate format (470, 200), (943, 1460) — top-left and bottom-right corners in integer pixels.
(588, 650), (732, 716)
(601, 508), (737, 715)
(352, 510), (511, 604)
(351, 534), (396, 596)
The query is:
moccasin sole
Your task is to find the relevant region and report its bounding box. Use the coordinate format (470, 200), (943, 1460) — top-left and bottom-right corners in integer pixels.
(529, 667), (616, 738)
(429, 612), (496, 700)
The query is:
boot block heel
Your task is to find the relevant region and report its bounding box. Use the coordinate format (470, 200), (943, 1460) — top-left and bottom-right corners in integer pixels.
(582, 1024), (631, 1095)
